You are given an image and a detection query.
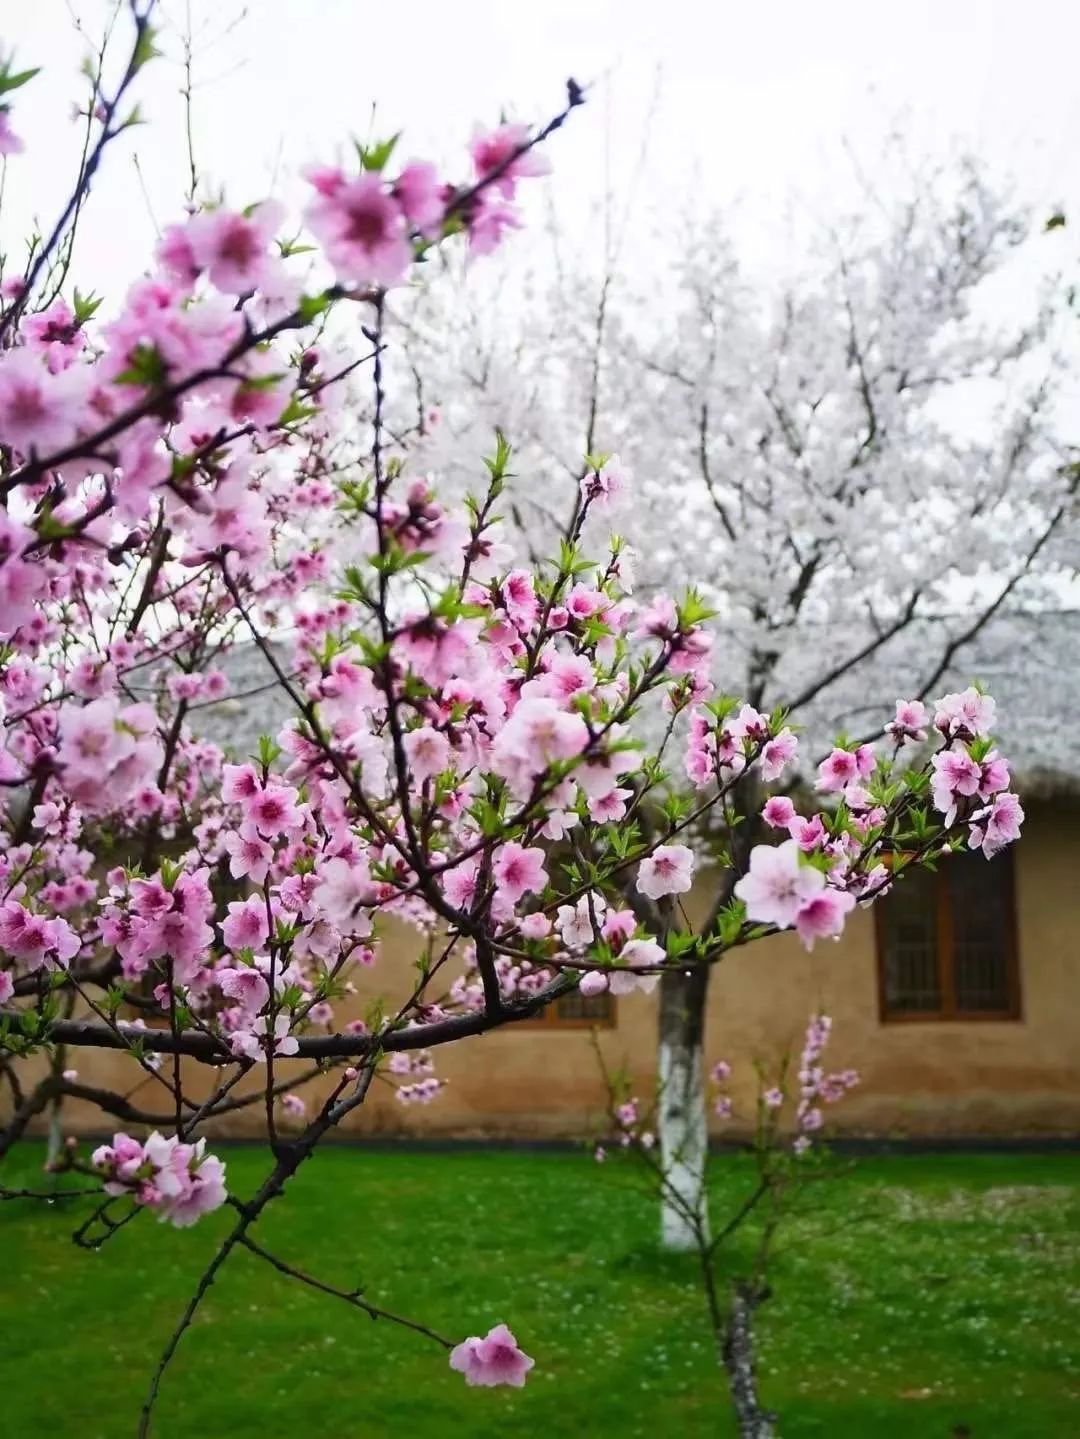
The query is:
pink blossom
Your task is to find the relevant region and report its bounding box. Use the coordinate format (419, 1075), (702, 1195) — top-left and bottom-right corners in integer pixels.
(304, 172), (412, 287)
(886, 698), (929, 743)
(762, 795), (796, 829)
(222, 824), (274, 885)
(934, 687), (996, 739)
(816, 747), (859, 793)
(218, 964), (270, 1013)
(0, 110), (23, 155)
(636, 844), (694, 901)
(404, 726), (451, 784)
(491, 697), (589, 783)
(186, 201), (285, 294)
(0, 347), (88, 456)
(793, 888), (856, 949)
(930, 748), (982, 822)
(0, 902), (80, 971)
(231, 1012), (298, 1062)
(556, 893), (606, 949)
(609, 937), (664, 994)
(315, 856), (376, 933)
(92, 1131), (227, 1228)
(443, 858), (480, 911)
(470, 123), (550, 199)
(221, 896), (270, 953)
(392, 161), (444, 232)
(578, 969), (608, 997)
(734, 840), (825, 929)
(969, 791), (1024, 857)
(760, 729), (798, 782)
(0, 971), (14, 1003)
(243, 784), (301, 839)
(449, 1322), (535, 1387)
(580, 454), (628, 510)
(492, 842), (547, 905)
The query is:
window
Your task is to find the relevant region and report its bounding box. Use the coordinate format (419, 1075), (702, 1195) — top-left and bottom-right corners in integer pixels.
(525, 989), (616, 1029)
(876, 848), (1020, 1021)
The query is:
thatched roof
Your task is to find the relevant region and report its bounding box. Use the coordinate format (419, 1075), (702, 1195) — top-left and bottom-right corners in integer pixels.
(188, 610), (1080, 800)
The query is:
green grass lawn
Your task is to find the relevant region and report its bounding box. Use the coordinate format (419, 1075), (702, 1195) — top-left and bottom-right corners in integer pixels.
(2, 1143), (1078, 1437)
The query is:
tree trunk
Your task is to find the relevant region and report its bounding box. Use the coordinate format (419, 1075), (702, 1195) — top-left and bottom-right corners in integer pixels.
(657, 963), (711, 1250)
(723, 1284), (777, 1438)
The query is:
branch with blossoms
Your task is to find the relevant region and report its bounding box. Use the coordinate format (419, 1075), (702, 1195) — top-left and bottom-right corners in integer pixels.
(0, 18), (1027, 1435)
(591, 1016), (859, 1438)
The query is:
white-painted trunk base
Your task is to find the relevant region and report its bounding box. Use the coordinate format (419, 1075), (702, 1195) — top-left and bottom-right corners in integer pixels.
(658, 1035), (709, 1251)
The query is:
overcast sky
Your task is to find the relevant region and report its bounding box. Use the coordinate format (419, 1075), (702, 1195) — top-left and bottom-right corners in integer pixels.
(3, 0), (1080, 303)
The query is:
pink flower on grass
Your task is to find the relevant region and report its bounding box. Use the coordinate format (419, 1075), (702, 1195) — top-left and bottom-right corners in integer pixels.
(449, 1323), (535, 1387)
(636, 844), (694, 901)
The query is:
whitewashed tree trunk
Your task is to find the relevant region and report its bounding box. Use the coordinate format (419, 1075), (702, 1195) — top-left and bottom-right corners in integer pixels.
(657, 966), (710, 1250)
(45, 1093), (64, 1169)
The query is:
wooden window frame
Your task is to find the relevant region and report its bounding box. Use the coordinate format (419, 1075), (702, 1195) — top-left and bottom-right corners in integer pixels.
(875, 849), (1022, 1024)
(519, 991), (618, 1030)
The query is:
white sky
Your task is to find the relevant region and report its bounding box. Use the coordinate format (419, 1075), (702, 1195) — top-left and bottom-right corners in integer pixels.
(3, 0), (1080, 305)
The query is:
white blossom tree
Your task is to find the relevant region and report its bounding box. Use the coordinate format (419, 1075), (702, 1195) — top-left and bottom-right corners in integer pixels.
(387, 155), (1078, 1248)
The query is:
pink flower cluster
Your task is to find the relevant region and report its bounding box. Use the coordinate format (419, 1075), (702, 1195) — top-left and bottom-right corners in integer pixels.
(56, 697), (163, 816)
(735, 841), (855, 949)
(791, 1014), (859, 1155)
(91, 1130), (227, 1227)
(388, 1048), (445, 1105)
(737, 689), (1024, 948)
(304, 121), (549, 289)
(686, 703), (798, 788)
(0, 900), (79, 973)
(99, 867), (215, 984)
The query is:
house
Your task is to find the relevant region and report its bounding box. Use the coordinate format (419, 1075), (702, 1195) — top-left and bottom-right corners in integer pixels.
(34, 612), (1080, 1142)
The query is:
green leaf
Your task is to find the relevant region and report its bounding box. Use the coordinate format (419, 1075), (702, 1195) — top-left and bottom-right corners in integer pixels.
(114, 342), (167, 389)
(298, 290), (334, 325)
(0, 66), (40, 97)
(356, 133), (401, 172)
(1045, 211), (1067, 232)
(72, 287), (103, 325)
(131, 25), (161, 73)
